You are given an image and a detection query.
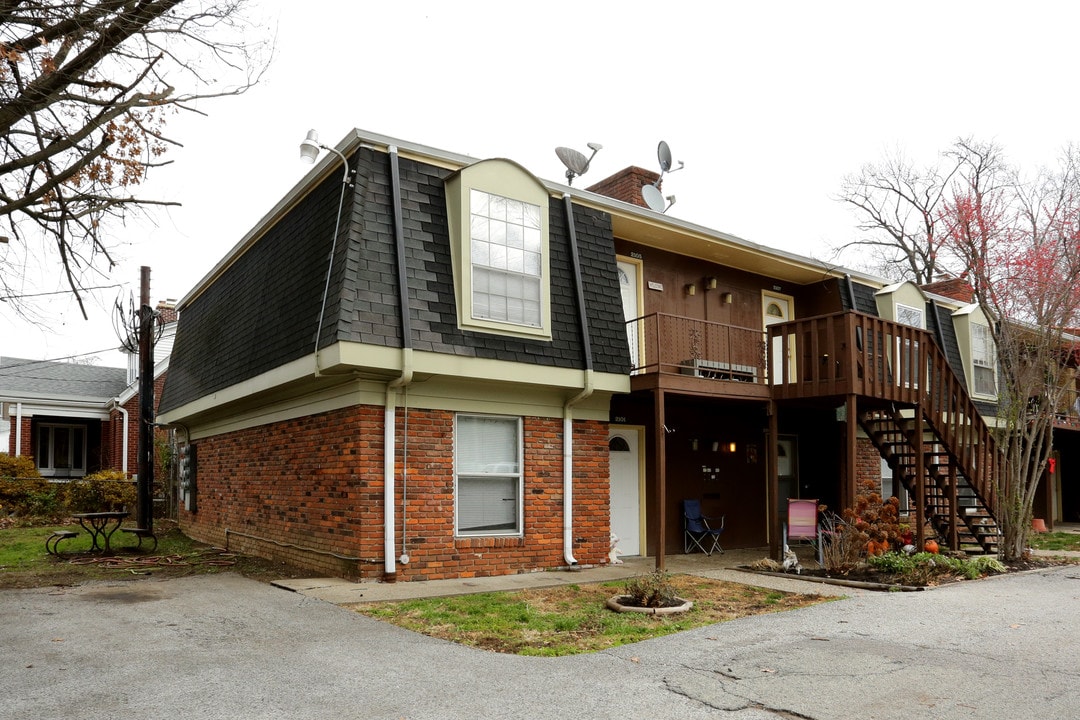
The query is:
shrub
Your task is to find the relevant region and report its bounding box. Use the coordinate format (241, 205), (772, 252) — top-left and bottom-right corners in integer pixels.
(843, 477), (902, 554)
(63, 470), (136, 513)
(867, 551), (1007, 584)
(622, 571), (681, 608)
(820, 512), (864, 574)
(0, 453), (50, 517)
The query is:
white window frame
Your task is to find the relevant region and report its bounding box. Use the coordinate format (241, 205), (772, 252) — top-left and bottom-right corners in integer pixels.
(469, 189), (543, 328)
(444, 159), (552, 340)
(880, 457), (909, 513)
(894, 303), (924, 390)
(970, 322), (997, 397)
(36, 422), (87, 477)
(454, 414), (524, 537)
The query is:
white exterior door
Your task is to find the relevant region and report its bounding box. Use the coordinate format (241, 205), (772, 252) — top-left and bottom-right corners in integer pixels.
(763, 291), (794, 383)
(618, 259), (643, 373)
(608, 427), (642, 556)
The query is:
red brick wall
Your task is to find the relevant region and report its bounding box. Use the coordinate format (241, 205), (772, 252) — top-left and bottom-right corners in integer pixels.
(179, 405), (611, 581)
(856, 437), (883, 499)
(14, 417), (31, 457)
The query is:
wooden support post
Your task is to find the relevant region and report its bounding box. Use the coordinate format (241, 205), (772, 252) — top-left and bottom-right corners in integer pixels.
(768, 400), (780, 560)
(914, 405), (926, 551)
(948, 460), (959, 550)
(844, 395), (857, 511)
(654, 389), (666, 572)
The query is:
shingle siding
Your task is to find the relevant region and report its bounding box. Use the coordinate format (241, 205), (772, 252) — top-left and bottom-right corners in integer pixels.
(845, 278), (879, 315)
(160, 149), (629, 413)
(160, 155), (352, 413)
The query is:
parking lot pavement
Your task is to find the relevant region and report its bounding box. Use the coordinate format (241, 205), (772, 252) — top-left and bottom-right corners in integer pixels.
(4, 565), (1080, 719)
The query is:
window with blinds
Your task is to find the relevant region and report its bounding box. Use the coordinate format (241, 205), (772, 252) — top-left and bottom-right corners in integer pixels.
(455, 414), (522, 535)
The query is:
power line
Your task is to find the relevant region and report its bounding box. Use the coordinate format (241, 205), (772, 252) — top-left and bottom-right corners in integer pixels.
(0, 283), (124, 302)
(0, 348), (124, 374)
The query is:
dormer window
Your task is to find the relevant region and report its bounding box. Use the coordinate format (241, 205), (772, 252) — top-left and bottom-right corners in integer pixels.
(445, 159), (551, 339)
(971, 323), (997, 396)
(470, 190), (542, 328)
(896, 303), (924, 328)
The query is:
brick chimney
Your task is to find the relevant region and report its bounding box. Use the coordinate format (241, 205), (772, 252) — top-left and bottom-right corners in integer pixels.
(921, 278), (975, 303)
(155, 299), (178, 324)
(586, 167), (662, 208)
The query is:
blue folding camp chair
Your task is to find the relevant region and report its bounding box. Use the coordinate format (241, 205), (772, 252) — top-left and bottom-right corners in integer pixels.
(682, 499), (725, 555)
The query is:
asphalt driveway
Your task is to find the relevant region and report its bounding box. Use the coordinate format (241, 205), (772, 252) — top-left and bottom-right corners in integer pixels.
(4, 566), (1079, 719)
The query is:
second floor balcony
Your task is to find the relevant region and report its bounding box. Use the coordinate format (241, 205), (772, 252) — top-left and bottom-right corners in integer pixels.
(625, 313), (768, 398)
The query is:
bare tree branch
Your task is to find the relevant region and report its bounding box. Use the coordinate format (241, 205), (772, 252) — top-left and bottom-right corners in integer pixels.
(0, 0), (270, 317)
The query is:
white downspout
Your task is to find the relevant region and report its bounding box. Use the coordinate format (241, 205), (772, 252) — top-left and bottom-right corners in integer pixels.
(117, 404), (129, 475)
(563, 370), (594, 566)
(14, 402), (22, 456)
(384, 348), (413, 580)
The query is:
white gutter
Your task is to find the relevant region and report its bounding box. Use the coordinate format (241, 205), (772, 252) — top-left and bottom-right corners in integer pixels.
(383, 349), (413, 580)
(562, 370), (594, 566)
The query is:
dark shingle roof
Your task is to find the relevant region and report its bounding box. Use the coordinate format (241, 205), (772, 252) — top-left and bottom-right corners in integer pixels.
(160, 147), (629, 413)
(0, 356), (128, 400)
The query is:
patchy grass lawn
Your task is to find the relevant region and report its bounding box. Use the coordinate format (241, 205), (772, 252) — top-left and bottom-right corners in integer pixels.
(1029, 531), (1080, 553)
(352, 574), (832, 656)
(0, 521), (308, 588)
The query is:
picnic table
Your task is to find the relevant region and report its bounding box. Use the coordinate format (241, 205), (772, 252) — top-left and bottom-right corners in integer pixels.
(72, 511), (129, 553)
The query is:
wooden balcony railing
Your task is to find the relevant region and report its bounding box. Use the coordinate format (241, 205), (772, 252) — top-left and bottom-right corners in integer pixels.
(767, 311), (1000, 517)
(626, 313), (765, 383)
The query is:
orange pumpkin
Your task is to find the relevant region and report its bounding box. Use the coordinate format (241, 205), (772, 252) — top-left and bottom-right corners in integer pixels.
(924, 539), (939, 554)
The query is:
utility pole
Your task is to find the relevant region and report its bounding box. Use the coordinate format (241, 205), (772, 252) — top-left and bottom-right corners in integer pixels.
(136, 266), (154, 532)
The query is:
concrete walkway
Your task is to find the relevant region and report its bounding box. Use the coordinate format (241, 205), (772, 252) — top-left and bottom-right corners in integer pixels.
(272, 548), (859, 604)
(272, 541), (1080, 605)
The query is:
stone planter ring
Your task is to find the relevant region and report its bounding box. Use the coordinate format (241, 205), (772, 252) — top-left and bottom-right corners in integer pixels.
(605, 595), (693, 615)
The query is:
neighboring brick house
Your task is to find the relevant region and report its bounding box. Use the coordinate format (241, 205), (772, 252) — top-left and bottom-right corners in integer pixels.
(2, 357), (128, 476)
(158, 128), (1021, 582)
(2, 301), (178, 484)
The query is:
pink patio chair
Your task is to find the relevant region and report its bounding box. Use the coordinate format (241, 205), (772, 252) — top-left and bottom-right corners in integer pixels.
(783, 498), (823, 566)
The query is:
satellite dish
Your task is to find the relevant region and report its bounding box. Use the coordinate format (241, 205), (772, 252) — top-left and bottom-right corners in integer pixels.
(658, 141), (673, 173)
(556, 147), (590, 176)
(555, 142), (603, 185)
(641, 183), (667, 213)
(655, 140), (685, 177)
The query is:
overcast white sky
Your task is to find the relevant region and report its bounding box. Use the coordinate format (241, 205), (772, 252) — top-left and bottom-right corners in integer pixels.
(5, 1), (1080, 367)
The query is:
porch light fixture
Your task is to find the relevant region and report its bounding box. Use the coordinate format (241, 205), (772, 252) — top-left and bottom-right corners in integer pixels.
(298, 128), (354, 373)
(721, 292), (733, 304)
(686, 283), (696, 296)
(705, 277), (718, 290)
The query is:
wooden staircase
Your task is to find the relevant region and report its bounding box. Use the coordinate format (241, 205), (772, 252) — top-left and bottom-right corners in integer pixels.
(768, 311), (1002, 553)
(859, 406), (999, 554)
